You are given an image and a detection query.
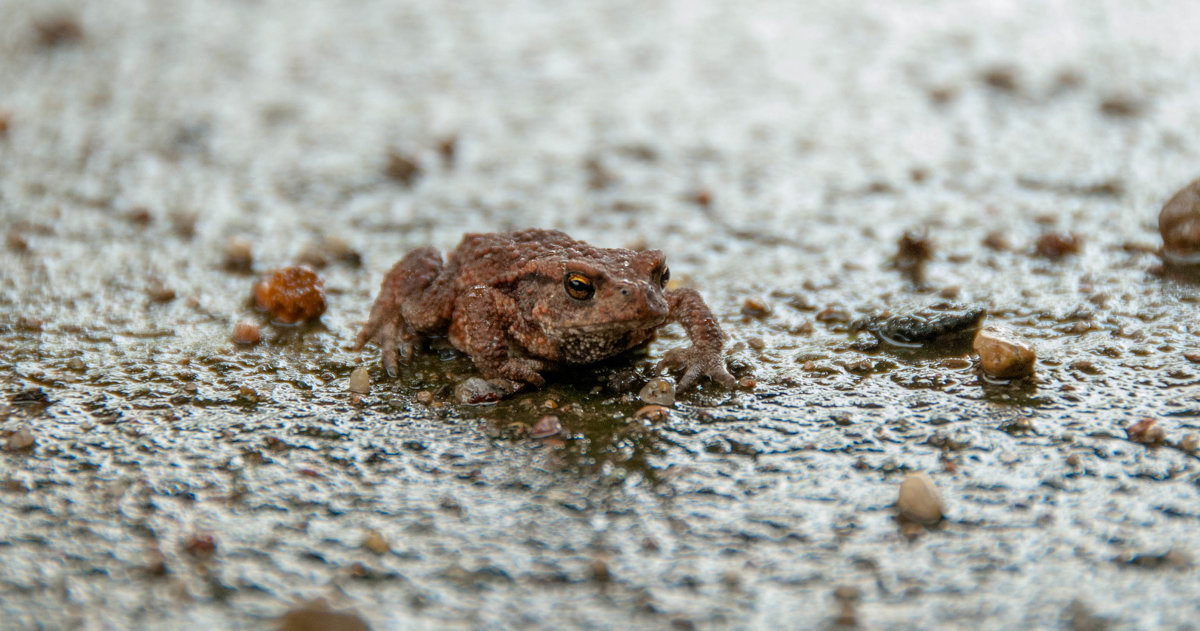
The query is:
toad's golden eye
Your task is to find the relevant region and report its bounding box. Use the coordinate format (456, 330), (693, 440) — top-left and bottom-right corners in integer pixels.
(564, 272), (595, 300)
(660, 267), (670, 288)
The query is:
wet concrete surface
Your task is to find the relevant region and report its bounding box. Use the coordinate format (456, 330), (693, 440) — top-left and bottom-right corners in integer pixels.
(2, 0), (1200, 629)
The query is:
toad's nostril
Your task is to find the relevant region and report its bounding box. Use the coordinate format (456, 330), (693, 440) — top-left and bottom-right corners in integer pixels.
(620, 286), (630, 296)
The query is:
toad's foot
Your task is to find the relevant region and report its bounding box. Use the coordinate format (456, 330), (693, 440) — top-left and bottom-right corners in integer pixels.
(489, 357), (548, 388)
(656, 346), (736, 391)
(354, 317), (415, 378)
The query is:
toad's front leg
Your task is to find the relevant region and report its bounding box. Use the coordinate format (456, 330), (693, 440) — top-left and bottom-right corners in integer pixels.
(448, 287), (551, 392)
(657, 288), (736, 390)
(355, 247), (454, 376)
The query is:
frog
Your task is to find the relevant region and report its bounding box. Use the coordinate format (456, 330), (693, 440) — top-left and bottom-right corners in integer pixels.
(354, 229), (736, 393)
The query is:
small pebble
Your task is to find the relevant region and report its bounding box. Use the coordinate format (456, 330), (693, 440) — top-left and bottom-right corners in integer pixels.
(348, 367), (371, 394)
(1159, 178), (1200, 265)
(66, 357), (86, 371)
(453, 377), (505, 404)
(973, 325), (1036, 379)
(8, 232), (29, 252)
(981, 66), (1019, 92)
(741, 297), (772, 319)
(126, 207), (153, 227)
(0, 109), (9, 135)
(638, 377), (676, 406)
(146, 279), (176, 302)
(1180, 433), (1199, 452)
(1126, 419), (1164, 446)
(590, 558), (611, 583)
(415, 390), (434, 405)
(362, 529), (389, 555)
(322, 235), (361, 266)
(530, 415), (562, 439)
(253, 266), (326, 324)
(5, 427), (35, 451)
(385, 150), (421, 185)
(833, 585), (860, 626)
(279, 606), (369, 631)
(34, 14), (84, 47)
(634, 405), (670, 422)
(1035, 231), (1082, 259)
(897, 472), (944, 526)
(223, 237), (253, 272)
(738, 376), (756, 389)
(232, 320), (261, 345)
(982, 231), (1009, 251)
(183, 532), (217, 558)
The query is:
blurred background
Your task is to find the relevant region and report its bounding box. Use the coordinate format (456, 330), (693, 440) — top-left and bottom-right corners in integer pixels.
(2, 1), (1199, 629)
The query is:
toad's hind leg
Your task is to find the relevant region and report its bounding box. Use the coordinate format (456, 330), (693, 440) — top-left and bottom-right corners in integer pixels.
(355, 247), (454, 376)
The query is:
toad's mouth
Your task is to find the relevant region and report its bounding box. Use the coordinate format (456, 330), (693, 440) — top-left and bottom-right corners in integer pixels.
(553, 316), (670, 335)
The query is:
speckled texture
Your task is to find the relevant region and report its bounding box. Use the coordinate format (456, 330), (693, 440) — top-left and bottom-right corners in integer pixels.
(2, 0), (1200, 630)
(355, 229), (733, 390)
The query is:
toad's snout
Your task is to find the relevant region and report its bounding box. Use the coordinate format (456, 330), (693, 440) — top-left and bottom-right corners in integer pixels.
(613, 281), (669, 318)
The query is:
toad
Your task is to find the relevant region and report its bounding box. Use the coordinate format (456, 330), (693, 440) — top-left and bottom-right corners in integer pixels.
(354, 229), (736, 393)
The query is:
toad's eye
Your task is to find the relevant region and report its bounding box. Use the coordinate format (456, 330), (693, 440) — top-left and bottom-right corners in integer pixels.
(660, 267), (670, 288)
(564, 272), (595, 300)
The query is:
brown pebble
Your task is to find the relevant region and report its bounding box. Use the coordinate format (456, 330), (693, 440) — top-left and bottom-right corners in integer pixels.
(16, 316), (43, 331)
(1099, 95), (1144, 118)
(982, 231), (1009, 251)
(833, 585), (860, 626)
(385, 150), (420, 185)
(362, 529), (389, 555)
(171, 211), (198, 239)
(738, 376), (756, 390)
(126, 207), (153, 227)
(415, 390), (434, 405)
(437, 135), (458, 167)
(590, 558), (611, 583)
(741, 297), (772, 319)
(1180, 433), (1199, 452)
(927, 86), (957, 105)
(638, 377), (676, 406)
(1126, 419), (1164, 446)
(0, 109), (8, 136)
(232, 321), (261, 345)
(453, 377), (506, 404)
(253, 266), (326, 324)
(295, 244), (328, 269)
(1035, 232), (1082, 259)
(7, 232), (29, 252)
(34, 14), (83, 47)
(5, 427), (35, 451)
(815, 306), (851, 323)
(183, 532), (217, 558)
(279, 606), (369, 631)
(146, 279), (176, 303)
(348, 367), (371, 394)
(322, 235), (361, 266)
(224, 237), (254, 272)
(897, 472), (944, 526)
(530, 415), (562, 439)
(1159, 178), (1200, 265)
(973, 325), (1036, 380)
(981, 66), (1019, 92)
(1066, 453), (1082, 468)
(689, 188), (713, 207)
(896, 228), (934, 266)
(633, 405), (670, 422)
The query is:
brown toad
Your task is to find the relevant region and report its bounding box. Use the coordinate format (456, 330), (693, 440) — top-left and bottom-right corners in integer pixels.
(354, 229), (735, 393)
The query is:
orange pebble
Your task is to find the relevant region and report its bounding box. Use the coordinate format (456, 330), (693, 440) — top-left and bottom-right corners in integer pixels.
(254, 266), (326, 324)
